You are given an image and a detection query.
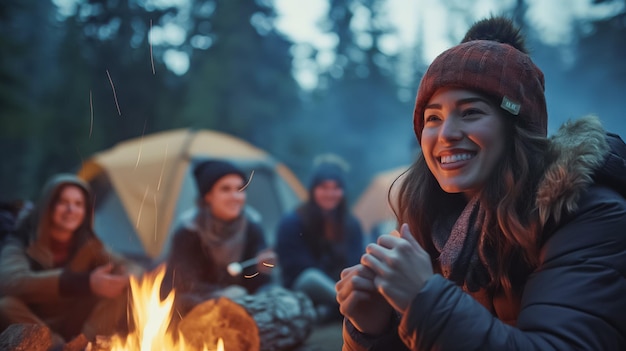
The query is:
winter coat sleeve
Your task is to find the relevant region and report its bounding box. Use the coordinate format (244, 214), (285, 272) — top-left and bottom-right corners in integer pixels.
(344, 185), (626, 350)
(65, 236), (142, 276)
(0, 237), (64, 303)
(342, 312), (409, 351)
(0, 235), (128, 302)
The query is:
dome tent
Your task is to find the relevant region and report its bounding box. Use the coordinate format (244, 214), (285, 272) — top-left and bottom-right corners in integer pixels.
(77, 129), (306, 263)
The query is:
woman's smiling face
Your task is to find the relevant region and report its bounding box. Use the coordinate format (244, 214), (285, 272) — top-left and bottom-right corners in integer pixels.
(204, 174), (246, 221)
(50, 185), (86, 242)
(420, 88), (507, 198)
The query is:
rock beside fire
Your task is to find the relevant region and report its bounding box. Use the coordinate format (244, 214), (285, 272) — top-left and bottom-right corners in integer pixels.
(0, 324), (51, 351)
(230, 286), (316, 351)
(0, 323), (88, 351)
(179, 297), (260, 351)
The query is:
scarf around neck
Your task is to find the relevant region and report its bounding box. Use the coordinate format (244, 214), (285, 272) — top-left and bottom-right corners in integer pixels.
(191, 206), (248, 271)
(432, 196), (493, 292)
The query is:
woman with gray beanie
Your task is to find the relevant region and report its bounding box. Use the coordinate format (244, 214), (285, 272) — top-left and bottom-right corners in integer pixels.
(276, 154), (364, 324)
(337, 16), (626, 350)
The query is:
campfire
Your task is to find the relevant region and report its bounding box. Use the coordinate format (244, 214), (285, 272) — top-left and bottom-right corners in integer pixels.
(0, 264), (316, 351)
(99, 265), (229, 351)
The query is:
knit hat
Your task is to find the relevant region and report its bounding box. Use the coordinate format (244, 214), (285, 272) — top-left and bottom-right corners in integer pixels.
(309, 154), (349, 190)
(413, 17), (547, 142)
(193, 160), (247, 196)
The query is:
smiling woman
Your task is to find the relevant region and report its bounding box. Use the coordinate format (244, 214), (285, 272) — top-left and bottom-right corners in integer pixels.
(336, 16), (626, 351)
(0, 173), (142, 348)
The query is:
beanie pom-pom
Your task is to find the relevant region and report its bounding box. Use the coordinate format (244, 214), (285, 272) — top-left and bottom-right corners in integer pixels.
(461, 16), (528, 54)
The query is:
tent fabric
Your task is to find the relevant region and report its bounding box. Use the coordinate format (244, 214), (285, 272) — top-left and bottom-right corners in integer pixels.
(352, 165), (408, 235)
(77, 129), (306, 261)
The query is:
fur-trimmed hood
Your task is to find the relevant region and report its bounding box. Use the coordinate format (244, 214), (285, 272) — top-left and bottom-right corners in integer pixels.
(536, 115), (626, 226)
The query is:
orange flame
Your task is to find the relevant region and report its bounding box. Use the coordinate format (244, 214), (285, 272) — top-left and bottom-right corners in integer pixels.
(107, 265), (222, 351)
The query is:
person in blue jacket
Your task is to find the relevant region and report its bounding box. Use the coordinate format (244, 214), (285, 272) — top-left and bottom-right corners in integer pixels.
(277, 154), (363, 323)
(336, 16), (626, 350)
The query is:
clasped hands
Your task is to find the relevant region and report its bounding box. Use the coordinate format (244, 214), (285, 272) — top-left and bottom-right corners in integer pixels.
(335, 223), (434, 335)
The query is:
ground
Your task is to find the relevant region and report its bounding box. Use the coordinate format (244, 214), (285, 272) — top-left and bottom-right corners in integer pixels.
(298, 321), (343, 351)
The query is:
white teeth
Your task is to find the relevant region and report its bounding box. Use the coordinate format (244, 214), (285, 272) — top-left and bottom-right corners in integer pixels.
(440, 153), (474, 164)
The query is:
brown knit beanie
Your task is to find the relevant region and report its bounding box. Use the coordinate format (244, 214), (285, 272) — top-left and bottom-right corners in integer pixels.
(413, 17), (547, 142)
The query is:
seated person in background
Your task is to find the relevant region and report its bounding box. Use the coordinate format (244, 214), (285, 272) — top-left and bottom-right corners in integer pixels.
(0, 174), (141, 347)
(160, 160), (276, 319)
(276, 154), (363, 323)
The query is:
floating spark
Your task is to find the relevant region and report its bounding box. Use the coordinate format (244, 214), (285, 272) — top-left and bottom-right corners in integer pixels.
(136, 185), (150, 229)
(89, 90), (94, 138)
(135, 121), (147, 169)
(149, 19), (155, 75)
(153, 194), (158, 241)
(157, 144), (168, 191)
(106, 69), (122, 116)
(239, 170), (255, 191)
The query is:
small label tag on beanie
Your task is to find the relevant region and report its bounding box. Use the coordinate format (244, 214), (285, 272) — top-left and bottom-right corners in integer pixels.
(501, 96), (521, 115)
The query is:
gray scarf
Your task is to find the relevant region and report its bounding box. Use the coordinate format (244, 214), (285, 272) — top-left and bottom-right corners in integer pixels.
(432, 196), (492, 292)
(190, 206), (248, 272)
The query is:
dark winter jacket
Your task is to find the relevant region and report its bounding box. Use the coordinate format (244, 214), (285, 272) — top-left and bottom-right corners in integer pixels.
(160, 212), (271, 314)
(276, 210), (363, 289)
(343, 116), (626, 350)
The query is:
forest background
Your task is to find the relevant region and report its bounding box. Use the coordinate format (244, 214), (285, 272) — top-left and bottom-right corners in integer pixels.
(1, 0), (625, 205)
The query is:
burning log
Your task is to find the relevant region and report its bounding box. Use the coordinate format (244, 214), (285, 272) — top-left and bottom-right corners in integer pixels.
(178, 297), (260, 351)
